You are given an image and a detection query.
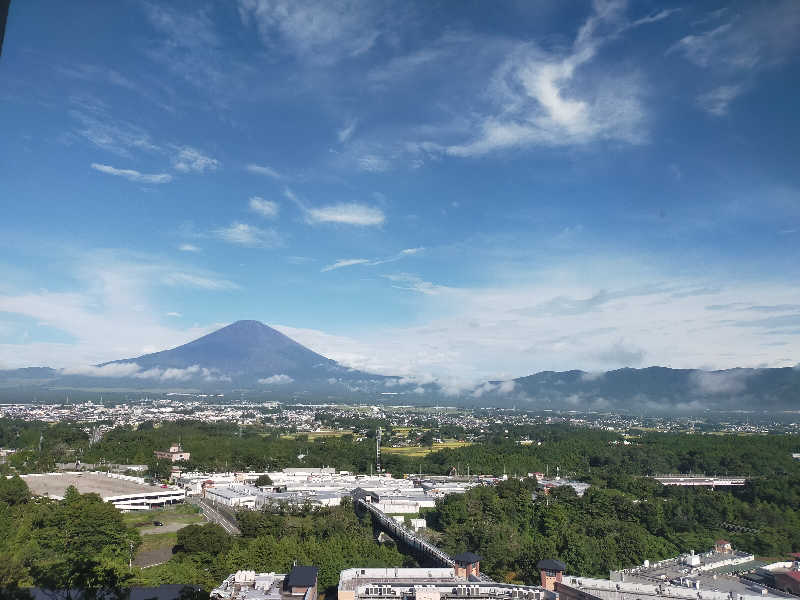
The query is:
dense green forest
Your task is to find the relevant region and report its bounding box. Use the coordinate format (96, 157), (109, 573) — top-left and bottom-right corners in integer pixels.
(428, 474), (800, 584)
(3, 418), (799, 480)
(0, 476), (140, 592)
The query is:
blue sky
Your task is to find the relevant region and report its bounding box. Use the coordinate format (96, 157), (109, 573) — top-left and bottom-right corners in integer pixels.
(1, 0), (799, 388)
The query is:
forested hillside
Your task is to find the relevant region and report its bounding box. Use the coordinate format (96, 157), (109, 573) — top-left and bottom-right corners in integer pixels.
(429, 475), (800, 583)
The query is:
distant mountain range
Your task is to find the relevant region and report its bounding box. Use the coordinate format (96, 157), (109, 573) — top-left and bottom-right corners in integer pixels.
(0, 320), (797, 412)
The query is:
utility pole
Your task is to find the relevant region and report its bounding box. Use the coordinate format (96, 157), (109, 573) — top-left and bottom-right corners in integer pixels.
(376, 427), (382, 474)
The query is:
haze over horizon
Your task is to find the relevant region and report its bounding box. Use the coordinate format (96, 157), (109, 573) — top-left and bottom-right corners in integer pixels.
(1, 1), (799, 388)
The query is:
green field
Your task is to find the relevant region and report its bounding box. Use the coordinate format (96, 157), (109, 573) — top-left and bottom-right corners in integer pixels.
(124, 504), (206, 567)
(123, 502), (204, 529)
(280, 430), (352, 440)
(383, 440), (473, 457)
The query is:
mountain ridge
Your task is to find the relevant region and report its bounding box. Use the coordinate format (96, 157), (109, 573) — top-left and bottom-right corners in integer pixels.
(0, 320), (797, 411)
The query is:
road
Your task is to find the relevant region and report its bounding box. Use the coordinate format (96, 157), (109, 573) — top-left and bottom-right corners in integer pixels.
(189, 496), (241, 535)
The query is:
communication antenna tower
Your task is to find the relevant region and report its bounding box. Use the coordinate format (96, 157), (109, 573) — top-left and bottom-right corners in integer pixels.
(376, 427), (382, 474)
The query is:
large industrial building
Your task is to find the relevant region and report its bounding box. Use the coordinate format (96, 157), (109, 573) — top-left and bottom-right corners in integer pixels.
(20, 471), (186, 511)
(544, 543), (794, 600)
(337, 567), (553, 600)
(179, 468), (476, 513)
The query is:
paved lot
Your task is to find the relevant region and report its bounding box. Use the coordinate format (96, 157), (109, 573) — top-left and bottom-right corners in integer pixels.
(22, 472), (157, 499)
(139, 522), (191, 535)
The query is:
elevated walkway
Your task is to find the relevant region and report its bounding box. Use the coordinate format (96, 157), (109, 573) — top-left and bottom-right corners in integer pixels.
(355, 496), (493, 582)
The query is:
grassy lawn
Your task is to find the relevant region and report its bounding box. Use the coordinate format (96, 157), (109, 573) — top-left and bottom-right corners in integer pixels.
(383, 440), (473, 458)
(138, 531), (179, 553)
(125, 504), (206, 567)
(123, 503), (204, 530)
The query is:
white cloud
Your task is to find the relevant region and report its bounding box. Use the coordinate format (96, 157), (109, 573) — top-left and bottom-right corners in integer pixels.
(321, 248), (424, 272)
(179, 244), (201, 252)
(691, 370), (751, 395)
(135, 364), (231, 383)
(357, 155), (390, 172)
(172, 146), (219, 173)
(471, 380), (515, 398)
(213, 222), (282, 247)
(249, 196), (279, 218)
(245, 163), (282, 179)
(628, 8), (680, 28)
(161, 272), (240, 291)
(670, 3), (800, 115)
(322, 259), (371, 272)
(61, 362), (142, 377)
(286, 187), (385, 226)
(383, 273), (448, 296)
(440, 1), (650, 157)
(306, 203), (385, 226)
(274, 263), (800, 387)
(338, 120), (357, 143)
(90, 163), (172, 184)
(498, 380), (516, 394)
(0, 250), (233, 368)
(237, 0), (387, 65)
(696, 84), (744, 116)
(166, 312), (182, 317)
(670, 2), (800, 72)
(258, 374), (294, 385)
(70, 102), (160, 157)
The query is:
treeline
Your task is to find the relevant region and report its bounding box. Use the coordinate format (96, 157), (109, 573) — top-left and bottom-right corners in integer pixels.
(0, 478), (140, 591)
(428, 474), (800, 584)
(4, 418), (798, 481)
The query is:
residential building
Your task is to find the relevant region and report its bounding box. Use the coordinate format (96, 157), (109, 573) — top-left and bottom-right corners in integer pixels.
(154, 443), (191, 462)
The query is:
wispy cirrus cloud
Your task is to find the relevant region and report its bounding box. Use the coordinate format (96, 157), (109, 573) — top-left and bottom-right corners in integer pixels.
(436, 0), (662, 157)
(172, 146), (219, 173)
(0, 250), (231, 368)
(382, 273), (449, 296)
(696, 84), (744, 116)
(306, 203), (385, 225)
(178, 244), (201, 252)
(249, 196), (279, 218)
(275, 267), (800, 386)
(338, 120), (357, 143)
(357, 155), (390, 172)
(246, 163), (282, 179)
(212, 222), (282, 247)
(669, 2), (800, 115)
(284, 187), (386, 226)
(237, 0), (389, 65)
(69, 98), (161, 157)
(90, 163), (172, 184)
(322, 247), (424, 272)
(161, 272), (240, 291)
(258, 373), (294, 385)
(322, 259), (371, 272)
